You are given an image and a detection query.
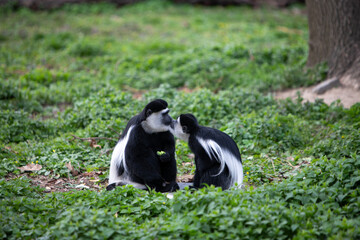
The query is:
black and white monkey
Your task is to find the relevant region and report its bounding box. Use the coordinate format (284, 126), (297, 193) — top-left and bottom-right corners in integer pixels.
(171, 114), (243, 190)
(107, 99), (179, 192)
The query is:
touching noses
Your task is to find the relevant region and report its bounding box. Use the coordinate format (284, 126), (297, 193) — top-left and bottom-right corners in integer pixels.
(163, 114), (174, 126)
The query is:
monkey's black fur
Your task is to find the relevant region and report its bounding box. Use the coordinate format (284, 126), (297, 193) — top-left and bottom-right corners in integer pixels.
(175, 113), (243, 190)
(107, 99), (179, 192)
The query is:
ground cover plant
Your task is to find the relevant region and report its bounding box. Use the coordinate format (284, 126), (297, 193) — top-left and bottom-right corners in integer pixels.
(1, 0), (359, 239)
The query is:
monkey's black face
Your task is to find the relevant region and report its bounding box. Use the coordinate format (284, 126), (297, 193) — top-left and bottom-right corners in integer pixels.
(142, 108), (174, 134)
(172, 117), (189, 141)
(172, 117), (194, 142)
(161, 109), (173, 126)
(171, 113), (199, 141)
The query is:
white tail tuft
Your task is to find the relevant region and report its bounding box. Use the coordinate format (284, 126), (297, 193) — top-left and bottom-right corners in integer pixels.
(108, 126), (134, 184)
(197, 137), (243, 187)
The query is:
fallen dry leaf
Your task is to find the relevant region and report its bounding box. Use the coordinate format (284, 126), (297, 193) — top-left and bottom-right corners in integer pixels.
(89, 179), (100, 182)
(75, 184), (90, 189)
(177, 174), (194, 183)
(65, 162), (79, 176)
(17, 163), (42, 172)
(182, 162), (194, 167)
(5, 146), (18, 154)
(286, 156), (295, 161)
(55, 179), (64, 185)
(90, 139), (101, 149)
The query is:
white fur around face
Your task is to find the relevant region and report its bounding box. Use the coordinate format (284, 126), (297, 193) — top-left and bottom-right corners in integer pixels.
(141, 108), (171, 134)
(197, 137), (243, 188)
(173, 117), (190, 142)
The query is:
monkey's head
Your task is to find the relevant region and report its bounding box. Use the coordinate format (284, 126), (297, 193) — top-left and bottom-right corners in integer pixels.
(172, 113), (199, 141)
(141, 99), (174, 133)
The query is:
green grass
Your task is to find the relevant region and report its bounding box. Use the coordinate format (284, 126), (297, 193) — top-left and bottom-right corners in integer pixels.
(1, 0), (318, 106)
(1, 1), (360, 239)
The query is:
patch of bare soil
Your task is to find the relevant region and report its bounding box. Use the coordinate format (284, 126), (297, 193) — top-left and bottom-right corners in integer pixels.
(6, 172), (107, 193)
(177, 174), (194, 183)
(6, 171), (195, 193)
(273, 86), (360, 108)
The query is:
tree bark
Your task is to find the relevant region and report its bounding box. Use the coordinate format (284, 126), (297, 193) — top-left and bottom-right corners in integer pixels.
(306, 0), (360, 89)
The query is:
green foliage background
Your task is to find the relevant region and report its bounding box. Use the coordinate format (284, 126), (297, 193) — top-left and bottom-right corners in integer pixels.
(1, 0), (359, 239)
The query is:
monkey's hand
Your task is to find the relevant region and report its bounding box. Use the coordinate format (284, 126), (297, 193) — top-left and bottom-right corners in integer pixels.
(157, 151), (171, 162)
(106, 183), (116, 191)
(161, 181), (179, 192)
(106, 181), (127, 191)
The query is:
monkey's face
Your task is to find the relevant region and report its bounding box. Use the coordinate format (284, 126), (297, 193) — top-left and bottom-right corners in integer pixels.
(172, 117), (190, 142)
(142, 108), (173, 133)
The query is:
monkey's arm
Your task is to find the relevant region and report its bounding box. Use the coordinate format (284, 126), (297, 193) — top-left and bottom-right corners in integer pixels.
(126, 142), (176, 192)
(156, 132), (176, 163)
(157, 151), (171, 163)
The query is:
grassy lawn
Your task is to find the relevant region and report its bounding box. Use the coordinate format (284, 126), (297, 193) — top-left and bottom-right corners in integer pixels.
(1, 0), (359, 239)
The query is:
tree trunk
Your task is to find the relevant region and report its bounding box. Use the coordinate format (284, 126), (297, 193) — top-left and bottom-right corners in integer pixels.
(306, 0), (360, 90)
